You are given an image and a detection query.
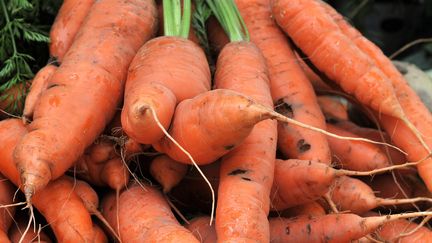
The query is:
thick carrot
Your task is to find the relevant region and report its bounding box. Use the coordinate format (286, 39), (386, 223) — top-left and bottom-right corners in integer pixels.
(13, 0), (158, 202)
(0, 119), (96, 242)
(22, 64), (58, 121)
(269, 212), (432, 243)
(49, 0), (96, 62)
(150, 155), (188, 193)
(186, 216), (217, 243)
(330, 176), (432, 214)
(318, 0), (432, 190)
(101, 183), (199, 242)
(326, 123), (390, 171)
(235, 0), (330, 164)
(121, 0), (211, 145)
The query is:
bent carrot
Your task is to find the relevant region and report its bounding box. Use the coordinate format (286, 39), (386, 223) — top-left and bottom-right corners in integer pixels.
(330, 176), (432, 214)
(150, 155), (188, 193)
(101, 183), (199, 242)
(235, 0), (330, 164)
(49, 0), (96, 62)
(326, 123), (390, 171)
(22, 64), (58, 121)
(13, 0), (158, 202)
(0, 119), (95, 242)
(121, 0), (210, 145)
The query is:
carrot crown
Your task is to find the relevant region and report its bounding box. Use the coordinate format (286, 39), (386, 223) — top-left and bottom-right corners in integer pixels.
(163, 0), (191, 38)
(206, 0), (249, 42)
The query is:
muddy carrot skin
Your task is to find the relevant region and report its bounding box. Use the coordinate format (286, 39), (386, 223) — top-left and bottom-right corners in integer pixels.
(49, 0), (96, 62)
(235, 0), (330, 164)
(13, 0), (158, 201)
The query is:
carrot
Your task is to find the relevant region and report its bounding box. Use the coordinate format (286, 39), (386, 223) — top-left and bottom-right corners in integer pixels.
(317, 96), (348, 121)
(186, 216), (217, 243)
(92, 224), (108, 243)
(13, 0), (158, 203)
(22, 64), (58, 121)
(271, 159), (418, 211)
(326, 123), (390, 171)
(317, 0), (432, 190)
(269, 212), (432, 243)
(49, 0), (96, 62)
(8, 216), (52, 243)
(150, 155), (188, 193)
(235, 0), (330, 164)
(101, 183), (199, 242)
(0, 119), (96, 242)
(329, 176), (432, 214)
(376, 218), (432, 242)
(279, 201), (326, 218)
(272, 0), (429, 158)
(333, 119), (407, 166)
(0, 175), (16, 243)
(121, 0), (210, 145)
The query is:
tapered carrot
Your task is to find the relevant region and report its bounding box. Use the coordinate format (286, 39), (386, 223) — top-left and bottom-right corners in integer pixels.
(272, 0), (428, 160)
(330, 176), (432, 214)
(121, 0), (210, 145)
(101, 183), (199, 242)
(317, 0), (432, 190)
(49, 0), (96, 62)
(186, 216), (217, 243)
(150, 155), (188, 193)
(269, 212), (432, 243)
(326, 123), (390, 171)
(13, 0), (158, 203)
(271, 159), (419, 211)
(22, 64), (58, 121)
(235, 0), (331, 164)
(0, 119), (95, 242)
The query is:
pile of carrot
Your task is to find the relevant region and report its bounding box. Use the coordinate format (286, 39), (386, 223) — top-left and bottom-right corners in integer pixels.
(1, 0), (432, 242)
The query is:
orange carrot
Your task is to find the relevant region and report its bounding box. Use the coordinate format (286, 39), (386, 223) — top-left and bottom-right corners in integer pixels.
(272, 0), (429, 159)
(92, 224), (108, 243)
(150, 155), (188, 193)
(326, 123), (390, 171)
(0, 119), (96, 242)
(101, 183), (199, 242)
(13, 0), (158, 202)
(279, 201), (326, 218)
(0, 175), (16, 243)
(330, 176), (432, 214)
(235, 0), (331, 164)
(269, 212), (432, 243)
(121, 0), (211, 145)
(376, 218), (432, 242)
(8, 216), (52, 243)
(22, 64), (58, 121)
(271, 159), (416, 211)
(317, 0), (432, 191)
(49, 0), (96, 62)
(317, 96), (348, 121)
(186, 216), (217, 243)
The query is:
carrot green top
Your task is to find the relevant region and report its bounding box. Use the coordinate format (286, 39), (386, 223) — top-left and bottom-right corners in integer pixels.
(206, 0), (249, 42)
(163, 0), (191, 38)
